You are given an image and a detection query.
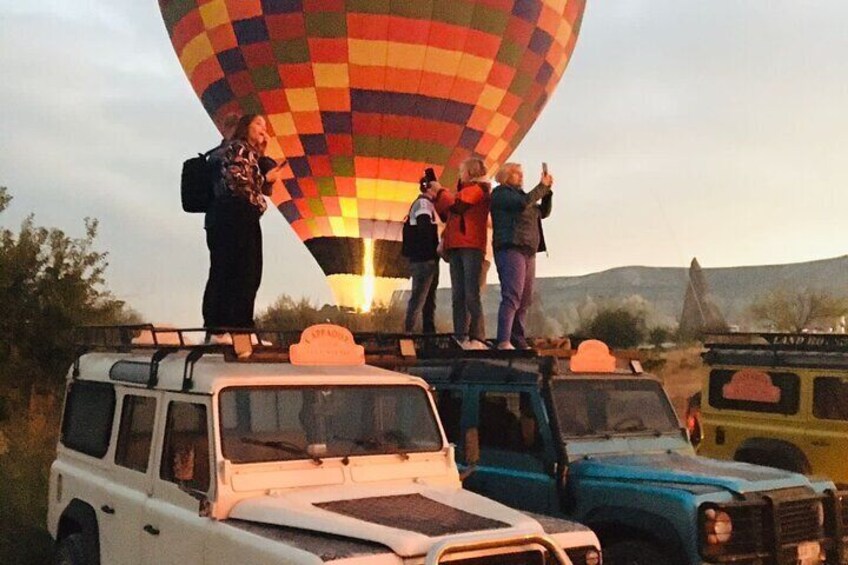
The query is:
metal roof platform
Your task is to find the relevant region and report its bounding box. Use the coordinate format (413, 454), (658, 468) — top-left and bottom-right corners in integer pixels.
(703, 332), (848, 370)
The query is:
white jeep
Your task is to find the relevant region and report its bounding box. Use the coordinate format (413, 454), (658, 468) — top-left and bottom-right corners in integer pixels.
(48, 325), (601, 564)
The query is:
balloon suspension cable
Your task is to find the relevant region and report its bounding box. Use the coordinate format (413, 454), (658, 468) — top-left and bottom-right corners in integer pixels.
(361, 238), (375, 313)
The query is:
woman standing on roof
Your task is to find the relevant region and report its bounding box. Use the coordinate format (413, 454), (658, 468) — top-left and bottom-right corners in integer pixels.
(490, 162), (553, 350)
(435, 158), (492, 350)
(203, 114), (286, 333)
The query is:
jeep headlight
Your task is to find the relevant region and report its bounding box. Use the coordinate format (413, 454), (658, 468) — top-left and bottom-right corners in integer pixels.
(704, 508), (733, 544)
(814, 500), (825, 528)
(584, 548), (601, 565)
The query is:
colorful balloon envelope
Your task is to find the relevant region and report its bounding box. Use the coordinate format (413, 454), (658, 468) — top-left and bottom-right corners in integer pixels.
(159, 0), (586, 310)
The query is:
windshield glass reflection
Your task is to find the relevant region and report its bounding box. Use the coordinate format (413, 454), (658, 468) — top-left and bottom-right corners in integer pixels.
(551, 380), (680, 438)
(220, 386), (443, 463)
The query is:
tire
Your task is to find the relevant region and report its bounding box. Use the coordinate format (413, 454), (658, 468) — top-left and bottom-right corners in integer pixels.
(54, 533), (97, 565)
(736, 448), (810, 474)
(603, 540), (672, 565)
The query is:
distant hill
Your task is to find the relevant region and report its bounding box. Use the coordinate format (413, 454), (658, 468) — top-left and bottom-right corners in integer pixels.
(397, 255), (848, 334)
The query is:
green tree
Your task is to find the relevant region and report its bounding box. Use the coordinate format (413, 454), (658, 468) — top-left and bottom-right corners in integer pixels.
(0, 187), (139, 564)
(648, 326), (673, 349)
(749, 287), (848, 332)
(0, 187), (138, 385)
(257, 294), (404, 334)
(580, 307), (647, 349)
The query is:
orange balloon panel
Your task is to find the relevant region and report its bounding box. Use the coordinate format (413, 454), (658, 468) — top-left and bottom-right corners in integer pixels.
(160, 0), (586, 308)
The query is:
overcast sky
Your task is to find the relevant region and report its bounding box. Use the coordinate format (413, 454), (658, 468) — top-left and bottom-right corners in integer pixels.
(1, 1), (846, 325)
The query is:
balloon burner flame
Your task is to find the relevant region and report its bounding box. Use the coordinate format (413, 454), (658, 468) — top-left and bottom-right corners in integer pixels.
(361, 238), (375, 313)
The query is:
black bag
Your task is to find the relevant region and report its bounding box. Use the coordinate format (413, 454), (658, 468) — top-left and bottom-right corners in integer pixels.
(180, 147), (218, 213)
(401, 214), (414, 258)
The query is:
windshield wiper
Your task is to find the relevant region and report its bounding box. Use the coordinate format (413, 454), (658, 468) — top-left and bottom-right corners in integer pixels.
(240, 437), (323, 465)
(334, 434), (410, 463)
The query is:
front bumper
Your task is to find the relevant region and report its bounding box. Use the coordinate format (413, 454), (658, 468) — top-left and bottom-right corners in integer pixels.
(825, 489), (848, 565)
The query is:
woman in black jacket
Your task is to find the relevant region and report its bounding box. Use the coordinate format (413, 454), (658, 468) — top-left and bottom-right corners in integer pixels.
(202, 114), (284, 332)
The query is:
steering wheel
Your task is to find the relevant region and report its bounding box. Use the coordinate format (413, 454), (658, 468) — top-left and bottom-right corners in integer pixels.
(611, 415), (646, 431)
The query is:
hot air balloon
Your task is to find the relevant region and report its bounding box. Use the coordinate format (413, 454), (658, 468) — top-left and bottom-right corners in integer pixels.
(159, 0), (586, 310)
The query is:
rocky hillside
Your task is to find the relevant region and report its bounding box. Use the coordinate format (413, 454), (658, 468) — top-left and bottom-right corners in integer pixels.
(408, 254), (848, 334)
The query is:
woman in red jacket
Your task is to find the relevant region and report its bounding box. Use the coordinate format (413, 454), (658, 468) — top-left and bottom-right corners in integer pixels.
(435, 158), (491, 349)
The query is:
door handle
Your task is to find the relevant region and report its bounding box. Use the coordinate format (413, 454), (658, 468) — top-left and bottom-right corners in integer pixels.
(811, 440), (830, 447)
(143, 524), (160, 536)
(100, 505), (115, 515)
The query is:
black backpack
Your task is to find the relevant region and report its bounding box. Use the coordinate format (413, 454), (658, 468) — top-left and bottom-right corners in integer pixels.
(180, 146), (219, 213)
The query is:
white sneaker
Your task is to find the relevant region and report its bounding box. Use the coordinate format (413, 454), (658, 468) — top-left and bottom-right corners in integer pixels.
(497, 342), (516, 350)
(207, 333), (233, 345)
(250, 335), (272, 346)
(463, 339), (490, 350)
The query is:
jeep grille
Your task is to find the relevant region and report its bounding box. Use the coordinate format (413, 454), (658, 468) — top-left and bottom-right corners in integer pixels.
(446, 550), (544, 565)
(841, 492), (848, 527)
(719, 504), (767, 556)
(703, 492), (826, 564)
(777, 497), (824, 545)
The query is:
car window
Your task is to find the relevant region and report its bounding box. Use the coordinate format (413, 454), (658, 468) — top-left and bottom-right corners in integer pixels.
(551, 379), (679, 437)
(160, 402), (210, 492)
(61, 381), (116, 458)
(708, 369), (800, 415)
(813, 377), (848, 421)
(115, 395), (157, 472)
(477, 392), (544, 472)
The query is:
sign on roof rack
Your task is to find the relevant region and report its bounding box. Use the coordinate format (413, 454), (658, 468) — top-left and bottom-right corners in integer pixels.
(290, 324), (365, 366)
(570, 340), (616, 373)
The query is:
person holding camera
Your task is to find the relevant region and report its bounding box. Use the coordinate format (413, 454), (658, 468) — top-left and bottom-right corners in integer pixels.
(435, 157), (491, 350)
(401, 170), (441, 333)
(203, 114), (285, 334)
(490, 162), (553, 350)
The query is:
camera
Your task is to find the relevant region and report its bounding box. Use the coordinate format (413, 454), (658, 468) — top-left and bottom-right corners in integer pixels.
(419, 167), (438, 192)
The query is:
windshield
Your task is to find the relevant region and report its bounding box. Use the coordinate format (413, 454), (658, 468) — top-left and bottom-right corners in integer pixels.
(551, 379), (680, 438)
(219, 385), (443, 463)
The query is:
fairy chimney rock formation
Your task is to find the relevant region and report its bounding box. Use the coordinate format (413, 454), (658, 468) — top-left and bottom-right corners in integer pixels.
(679, 258), (728, 338)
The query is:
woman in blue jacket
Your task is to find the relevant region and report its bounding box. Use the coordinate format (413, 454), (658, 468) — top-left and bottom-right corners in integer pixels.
(490, 163), (553, 350)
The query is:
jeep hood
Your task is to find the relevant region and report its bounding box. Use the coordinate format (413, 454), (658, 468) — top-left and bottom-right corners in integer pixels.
(228, 484), (549, 558)
(572, 451), (811, 495)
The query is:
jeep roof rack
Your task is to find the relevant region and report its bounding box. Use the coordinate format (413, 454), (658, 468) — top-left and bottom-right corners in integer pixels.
(702, 332), (848, 370)
(71, 325), (544, 390)
(704, 332), (848, 351)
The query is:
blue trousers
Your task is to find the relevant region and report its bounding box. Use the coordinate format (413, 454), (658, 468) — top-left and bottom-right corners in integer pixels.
(404, 260), (439, 333)
(495, 248), (535, 346)
(449, 248), (486, 341)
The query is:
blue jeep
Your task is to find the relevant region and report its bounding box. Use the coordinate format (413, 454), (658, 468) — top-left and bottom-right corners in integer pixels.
(405, 340), (848, 565)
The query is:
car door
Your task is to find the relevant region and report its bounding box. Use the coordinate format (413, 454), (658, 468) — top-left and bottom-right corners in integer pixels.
(141, 395), (213, 564)
(463, 386), (560, 515)
(807, 375), (848, 485)
(99, 389), (160, 565)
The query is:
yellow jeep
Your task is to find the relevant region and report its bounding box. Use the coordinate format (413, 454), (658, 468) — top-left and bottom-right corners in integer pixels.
(697, 332), (848, 487)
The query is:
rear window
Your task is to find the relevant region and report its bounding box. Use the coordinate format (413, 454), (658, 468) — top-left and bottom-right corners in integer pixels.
(115, 395), (157, 472)
(61, 381), (116, 457)
(708, 369), (799, 415)
(813, 377), (848, 421)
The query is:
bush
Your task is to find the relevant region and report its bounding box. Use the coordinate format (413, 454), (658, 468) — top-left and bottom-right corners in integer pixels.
(580, 307), (647, 349)
(257, 294), (404, 333)
(0, 186), (138, 563)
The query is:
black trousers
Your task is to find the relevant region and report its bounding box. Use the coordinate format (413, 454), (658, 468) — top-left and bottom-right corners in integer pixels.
(202, 197), (262, 329)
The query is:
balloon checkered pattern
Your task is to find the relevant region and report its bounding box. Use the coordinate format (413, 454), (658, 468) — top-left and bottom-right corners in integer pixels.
(160, 0), (586, 309)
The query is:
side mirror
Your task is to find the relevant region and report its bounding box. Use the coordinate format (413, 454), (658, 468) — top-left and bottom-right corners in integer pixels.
(178, 483), (213, 517)
(464, 428), (480, 466)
